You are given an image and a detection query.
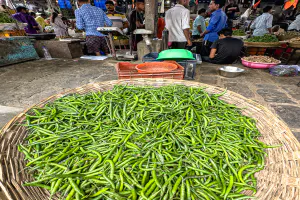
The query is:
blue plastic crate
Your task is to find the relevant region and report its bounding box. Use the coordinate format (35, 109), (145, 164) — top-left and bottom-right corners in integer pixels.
(177, 60), (197, 80)
(142, 53), (160, 62)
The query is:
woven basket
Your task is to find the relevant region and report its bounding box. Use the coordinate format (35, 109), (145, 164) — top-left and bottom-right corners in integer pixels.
(0, 79), (299, 200)
(289, 42), (300, 48)
(277, 35), (299, 41)
(244, 42), (281, 48)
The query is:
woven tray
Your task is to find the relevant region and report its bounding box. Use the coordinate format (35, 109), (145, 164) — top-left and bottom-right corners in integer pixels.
(289, 42), (300, 48)
(244, 42), (281, 47)
(0, 79), (299, 200)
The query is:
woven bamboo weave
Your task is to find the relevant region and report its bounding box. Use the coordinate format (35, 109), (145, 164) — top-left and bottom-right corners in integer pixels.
(244, 42), (282, 48)
(289, 42), (300, 48)
(0, 79), (299, 200)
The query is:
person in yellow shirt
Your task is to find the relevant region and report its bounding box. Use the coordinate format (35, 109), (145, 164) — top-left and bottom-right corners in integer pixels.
(35, 13), (47, 31)
(105, 1), (129, 31)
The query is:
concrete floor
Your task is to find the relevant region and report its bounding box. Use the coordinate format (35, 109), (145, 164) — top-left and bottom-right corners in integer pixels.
(0, 58), (299, 141)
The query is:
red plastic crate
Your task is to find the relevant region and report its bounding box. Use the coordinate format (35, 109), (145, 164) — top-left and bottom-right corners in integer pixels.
(115, 61), (184, 80)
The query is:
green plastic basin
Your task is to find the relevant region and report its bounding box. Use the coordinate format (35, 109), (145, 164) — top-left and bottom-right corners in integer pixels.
(157, 49), (195, 60)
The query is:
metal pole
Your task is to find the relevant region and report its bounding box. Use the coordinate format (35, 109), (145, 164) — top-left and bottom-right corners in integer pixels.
(108, 33), (116, 58)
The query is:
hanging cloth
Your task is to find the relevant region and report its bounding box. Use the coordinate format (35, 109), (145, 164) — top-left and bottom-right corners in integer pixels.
(284, 0), (299, 10)
(253, 0), (261, 9)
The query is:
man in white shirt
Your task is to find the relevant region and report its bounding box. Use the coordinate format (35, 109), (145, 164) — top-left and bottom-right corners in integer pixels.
(165, 0), (192, 49)
(288, 14), (300, 31)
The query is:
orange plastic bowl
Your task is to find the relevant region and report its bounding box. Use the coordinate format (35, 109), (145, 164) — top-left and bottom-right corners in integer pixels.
(135, 62), (178, 73)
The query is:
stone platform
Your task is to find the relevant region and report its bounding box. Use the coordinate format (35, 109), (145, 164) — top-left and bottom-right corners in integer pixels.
(0, 58), (299, 141)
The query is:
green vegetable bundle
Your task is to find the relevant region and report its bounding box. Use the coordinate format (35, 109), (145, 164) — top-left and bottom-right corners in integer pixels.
(232, 30), (246, 36)
(20, 85), (274, 200)
(246, 34), (279, 42)
(0, 12), (16, 23)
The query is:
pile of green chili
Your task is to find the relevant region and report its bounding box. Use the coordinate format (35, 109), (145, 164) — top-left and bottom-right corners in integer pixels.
(19, 85), (273, 200)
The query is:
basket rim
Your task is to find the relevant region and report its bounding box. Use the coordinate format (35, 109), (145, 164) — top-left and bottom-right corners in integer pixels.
(0, 79), (294, 133)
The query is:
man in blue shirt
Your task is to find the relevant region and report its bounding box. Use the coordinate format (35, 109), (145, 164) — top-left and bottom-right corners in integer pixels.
(200, 0), (227, 56)
(75, 0), (113, 56)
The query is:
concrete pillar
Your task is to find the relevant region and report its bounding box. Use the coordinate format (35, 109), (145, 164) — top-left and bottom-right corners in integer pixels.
(137, 40), (162, 60)
(145, 0), (158, 37)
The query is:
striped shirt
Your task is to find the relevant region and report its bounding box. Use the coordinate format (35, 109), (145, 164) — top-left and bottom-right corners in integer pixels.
(106, 12), (128, 29)
(250, 13), (273, 36)
(75, 4), (112, 36)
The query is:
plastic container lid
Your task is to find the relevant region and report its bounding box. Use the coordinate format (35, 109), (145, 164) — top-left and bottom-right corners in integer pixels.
(157, 49), (195, 60)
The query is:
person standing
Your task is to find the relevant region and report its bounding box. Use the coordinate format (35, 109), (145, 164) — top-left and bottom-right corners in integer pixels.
(75, 0), (113, 56)
(225, 0), (240, 28)
(35, 13), (47, 31)
(189, 0), (197, 14)
(200, 0), (227, 56)
(129, 0), (145, 51)
(12, 6), (39, 34)
(105, 1), (129, 30)
(250, 6), (273, 36)
(288, 14), (300, 31)
(202, 28), (243, 64)
(165, 0), (192, 49)
(157, 15), (165, 39)
(50, 12), (69, 37)
(192, 8), (207, 39)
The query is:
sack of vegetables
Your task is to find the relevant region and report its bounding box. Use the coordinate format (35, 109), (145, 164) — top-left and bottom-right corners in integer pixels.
(269, 65), (299, 77)
(277, 31), (300, 41)
(244, 35), (280, 47)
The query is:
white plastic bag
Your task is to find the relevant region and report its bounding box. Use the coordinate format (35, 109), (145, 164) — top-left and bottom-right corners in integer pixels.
(240, 8), (251, 21)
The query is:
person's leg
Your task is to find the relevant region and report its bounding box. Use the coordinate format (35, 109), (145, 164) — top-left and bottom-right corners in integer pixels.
(192, 35), (200, 40)
(86, 36), (101, 55)
(99, 36), (110, 55)
(171, 42), (178, 49)
(177, 42), (187, 49)
(202, 56), (212, 63)
(201, 40), (212, 57)
(227, 19), (233, 29)
(171, 42), (187, 49)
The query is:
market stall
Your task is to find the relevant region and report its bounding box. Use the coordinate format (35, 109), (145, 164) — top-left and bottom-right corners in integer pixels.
(243, 34), (284, 56)
(285, 37), (300, 64)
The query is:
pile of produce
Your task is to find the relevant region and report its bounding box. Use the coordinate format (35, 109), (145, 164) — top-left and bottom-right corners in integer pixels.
(232, 29), (246, 36)
(289, 37), (300, 43)
(245, 34), (279, 43)
(19, 85), (275, 200)
(243, 56), (280, 64)
(277, 31), (300, 41)
(0, 12), (16, 23)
